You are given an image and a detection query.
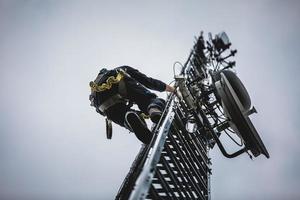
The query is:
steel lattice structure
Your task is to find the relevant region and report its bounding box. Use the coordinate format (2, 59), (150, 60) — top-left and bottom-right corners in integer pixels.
(115, 31), (269, 200)
(116, 98), (211, 200)
(148, 107), (211, 200)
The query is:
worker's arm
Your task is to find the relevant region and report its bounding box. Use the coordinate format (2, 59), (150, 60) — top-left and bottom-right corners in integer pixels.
(165, 84), (175, 93)
(120, 66), (168, 92)
(166, 84), (182, 101)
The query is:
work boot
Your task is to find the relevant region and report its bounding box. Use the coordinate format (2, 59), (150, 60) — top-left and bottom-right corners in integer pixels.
(148, 107), (162, 124)
(125, 111), (153, 144)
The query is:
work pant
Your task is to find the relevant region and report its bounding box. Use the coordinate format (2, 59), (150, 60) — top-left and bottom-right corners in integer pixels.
(105, 78), (165, 131)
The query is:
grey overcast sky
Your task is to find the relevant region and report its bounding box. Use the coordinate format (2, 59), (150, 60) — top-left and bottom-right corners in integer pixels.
(0, 0), (300, 200)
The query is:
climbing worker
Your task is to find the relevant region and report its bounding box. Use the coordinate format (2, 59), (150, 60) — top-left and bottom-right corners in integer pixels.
(89, 66), (175, 144)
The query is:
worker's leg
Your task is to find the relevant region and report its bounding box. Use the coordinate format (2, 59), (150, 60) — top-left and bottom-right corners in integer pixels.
(105, 103), (129, 127)
(105, 103), (153, 144)
(147, 98), (166, 123)
(125, 111), (153, 144)
(125, 79), (165, 115)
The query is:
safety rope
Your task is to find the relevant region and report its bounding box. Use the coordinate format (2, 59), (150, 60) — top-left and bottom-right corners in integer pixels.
(140, 113), (150, 119)
(90, 71), (125, 92)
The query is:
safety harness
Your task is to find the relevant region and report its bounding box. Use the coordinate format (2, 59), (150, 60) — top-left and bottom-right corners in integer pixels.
(89, 68), (149, 139)
(89, 69), (130, 114)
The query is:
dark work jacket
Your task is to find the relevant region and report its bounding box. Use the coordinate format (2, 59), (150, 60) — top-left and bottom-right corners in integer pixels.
(91, 66), (167, 108)
(117, 66), (166, 91)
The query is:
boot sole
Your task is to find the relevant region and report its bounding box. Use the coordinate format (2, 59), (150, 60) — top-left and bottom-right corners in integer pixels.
(126, 112), (153, 144)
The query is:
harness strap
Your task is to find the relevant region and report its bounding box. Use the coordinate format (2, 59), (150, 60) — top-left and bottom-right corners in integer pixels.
(98, 94), (128, 114)
(118, 79), (127, 97)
